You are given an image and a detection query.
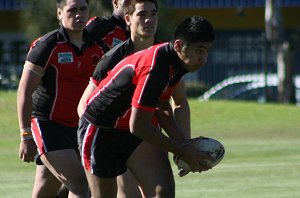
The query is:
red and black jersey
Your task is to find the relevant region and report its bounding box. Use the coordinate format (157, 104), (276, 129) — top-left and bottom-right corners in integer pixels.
(27, 26), (106, 127)
(83, 42), (188, 129)
(86, 13), (129, 49)
(90, 38), (161, 87)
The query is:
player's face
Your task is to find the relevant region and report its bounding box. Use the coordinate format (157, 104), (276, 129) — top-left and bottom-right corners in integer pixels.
(57, 0), (89, 32)
(126, 1), (158, 39)
(176, 40), (212, 72)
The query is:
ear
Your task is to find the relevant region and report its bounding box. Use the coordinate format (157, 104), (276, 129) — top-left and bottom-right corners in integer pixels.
(112, 0), (118, 9)
(124, 14), (131, 26)
(173, 39), (184, 53)
(57, 8), (62, 21)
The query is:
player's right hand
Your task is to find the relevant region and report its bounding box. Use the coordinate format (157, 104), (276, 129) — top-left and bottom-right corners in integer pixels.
(181, 140), (213, 173)
(19, 139), (37, 163)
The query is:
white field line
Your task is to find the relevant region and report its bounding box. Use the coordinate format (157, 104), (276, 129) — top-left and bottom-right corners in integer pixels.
(216, 161), (300, 169)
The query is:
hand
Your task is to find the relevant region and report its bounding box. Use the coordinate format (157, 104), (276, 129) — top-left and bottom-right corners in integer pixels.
(180, 139), (213, 173)
(178, 169), (190, 177)
(19, 139), (37, 163)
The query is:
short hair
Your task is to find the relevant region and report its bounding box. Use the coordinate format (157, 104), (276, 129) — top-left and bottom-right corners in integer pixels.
(56, 0), (89, 8)
(123, 0), (158, 15)
(171, 16), (215, 45)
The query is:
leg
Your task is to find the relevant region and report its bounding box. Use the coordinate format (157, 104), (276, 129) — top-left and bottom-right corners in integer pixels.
(32, 165), (62, 198)
(40, 149), (89, 198)
(56, 185), (69, 198)
(85, 169), (117, 198)
(117, 170), (142, 198)
(127, 141), (175, 198)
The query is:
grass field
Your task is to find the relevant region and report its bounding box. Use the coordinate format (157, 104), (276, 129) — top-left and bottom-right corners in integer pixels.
(1, 90), (300, 198)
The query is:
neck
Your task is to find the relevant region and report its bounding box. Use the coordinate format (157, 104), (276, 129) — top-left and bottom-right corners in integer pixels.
(131, 35), (155, 52)
(67, 29), (84, 49)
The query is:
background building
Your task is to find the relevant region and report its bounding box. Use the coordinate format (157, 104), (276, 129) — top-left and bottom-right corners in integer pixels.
(0, 0), (26, 89)
(165, 0), (300, 102)
(1, 0), (300, 102)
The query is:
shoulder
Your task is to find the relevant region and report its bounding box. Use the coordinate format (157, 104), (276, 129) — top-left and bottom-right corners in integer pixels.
(104, 40), (130, 57)
(86, 16), (114, 31)
(30, 29), (58, 50)
(26, 29), (59, 67)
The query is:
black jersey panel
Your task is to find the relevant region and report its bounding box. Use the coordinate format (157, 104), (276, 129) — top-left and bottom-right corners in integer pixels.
(85, 66), (135, 126)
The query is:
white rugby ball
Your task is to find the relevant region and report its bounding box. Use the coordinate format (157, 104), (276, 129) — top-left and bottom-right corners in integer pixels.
(173, 137), (225, 171)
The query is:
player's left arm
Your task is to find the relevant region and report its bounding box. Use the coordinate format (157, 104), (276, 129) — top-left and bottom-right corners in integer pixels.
(77, 81), (96, 117)
(171, 80), (191, 138)
(155, 99), (187, 142)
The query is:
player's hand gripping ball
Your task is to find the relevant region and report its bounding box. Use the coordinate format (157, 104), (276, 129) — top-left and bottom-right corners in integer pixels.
(174, 137), (225, 171)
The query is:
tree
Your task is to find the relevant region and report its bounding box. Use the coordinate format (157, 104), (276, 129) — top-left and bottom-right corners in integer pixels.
(21, 0), (109, 42)
(265, 0), (296, 103)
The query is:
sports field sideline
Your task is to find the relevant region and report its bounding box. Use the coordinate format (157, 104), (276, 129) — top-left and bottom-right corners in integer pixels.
(1, 91), (299, 198)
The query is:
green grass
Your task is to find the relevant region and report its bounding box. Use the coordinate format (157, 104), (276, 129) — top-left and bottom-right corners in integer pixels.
(173, 100), (300, 198)
(1, 91), (300, 197)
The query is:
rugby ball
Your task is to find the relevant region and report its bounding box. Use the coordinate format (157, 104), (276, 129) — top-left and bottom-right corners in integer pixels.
(173, 137), (225, 171)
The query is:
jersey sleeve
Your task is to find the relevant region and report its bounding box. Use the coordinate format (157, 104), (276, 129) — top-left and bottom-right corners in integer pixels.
(86, 17), (104, 43)
(91, 41), (129, 86)
(131, 65), (170, 112)
(26, 39), (53, 68)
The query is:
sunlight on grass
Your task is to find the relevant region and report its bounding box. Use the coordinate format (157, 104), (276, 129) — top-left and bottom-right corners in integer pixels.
(1, 91), (300, 197)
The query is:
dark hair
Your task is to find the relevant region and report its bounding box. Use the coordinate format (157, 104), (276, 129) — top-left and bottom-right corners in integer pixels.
(171, 16), (215, 45)
(56, 0), (89, 8)
(123, 0), (158, 15)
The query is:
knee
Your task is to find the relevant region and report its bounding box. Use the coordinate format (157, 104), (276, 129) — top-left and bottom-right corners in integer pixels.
(156, 181), (175, 198)
(143, 181), (175, 198)
(67, 174), (89, 197)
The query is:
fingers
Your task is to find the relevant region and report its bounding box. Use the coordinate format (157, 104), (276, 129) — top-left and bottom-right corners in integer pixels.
(21, 154), (35, 163)
(178, 169), (190, 177)
(19, 150), (36, 163)
(200, 152), (214, 161)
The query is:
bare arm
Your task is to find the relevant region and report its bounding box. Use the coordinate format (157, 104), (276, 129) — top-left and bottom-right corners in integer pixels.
(171, 80), (191, 138)
(154, 100), (187, 142)
(77, 82), (96, 117)
(130, 106), (210, 172)
(17, 61), (44, 162)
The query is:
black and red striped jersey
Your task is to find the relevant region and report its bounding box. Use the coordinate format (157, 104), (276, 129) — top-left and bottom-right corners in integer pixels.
(86, 13), (129, 49)
(90, 38), (161, 87)
(83, 42), (188, 129)
(27, 26), (106, 127)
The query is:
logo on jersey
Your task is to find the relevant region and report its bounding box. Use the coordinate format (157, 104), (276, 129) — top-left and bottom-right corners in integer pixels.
(111, 37), (123, 48)
(58, 52), (73, 63)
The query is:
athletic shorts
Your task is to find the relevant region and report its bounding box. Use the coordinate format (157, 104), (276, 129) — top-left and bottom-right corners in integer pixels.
(31, 118), (78, 165)
(78, 116), (142, 178)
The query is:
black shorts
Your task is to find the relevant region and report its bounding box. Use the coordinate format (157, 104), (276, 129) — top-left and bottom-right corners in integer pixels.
(78, 116), (142, 178)
(31, 118), (78, 165)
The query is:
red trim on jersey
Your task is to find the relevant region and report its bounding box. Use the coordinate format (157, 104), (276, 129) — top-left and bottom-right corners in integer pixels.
(90, 77), (99, 87)
(134, 43), (168, 110)
(87, 64), (135, 107)
(49, 66), (59, 121)
(103, 26), (127, 48)
(31, 118), (45, 155)
(82, 123), (98, 172)
(86, 16), (97, 26)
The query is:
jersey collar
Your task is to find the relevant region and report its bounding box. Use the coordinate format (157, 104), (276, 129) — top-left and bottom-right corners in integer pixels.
(167, 42), (189, 73)
(57, 25), (95, 55)
(112, 13), (127, 30)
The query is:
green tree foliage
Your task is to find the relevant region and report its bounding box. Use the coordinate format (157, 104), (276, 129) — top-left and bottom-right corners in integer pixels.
(20, 0), (175, 43)
(21, 0), (110, 42)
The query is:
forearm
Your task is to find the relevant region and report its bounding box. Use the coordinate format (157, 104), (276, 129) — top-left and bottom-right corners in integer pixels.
(154, 106), (186, 142)
(131, 119), (186, 157)
(77, 82), (95, 117)
(130, 107), (186, 157)
(17, 84), (33, 130)
(172, 99), (191, 138)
